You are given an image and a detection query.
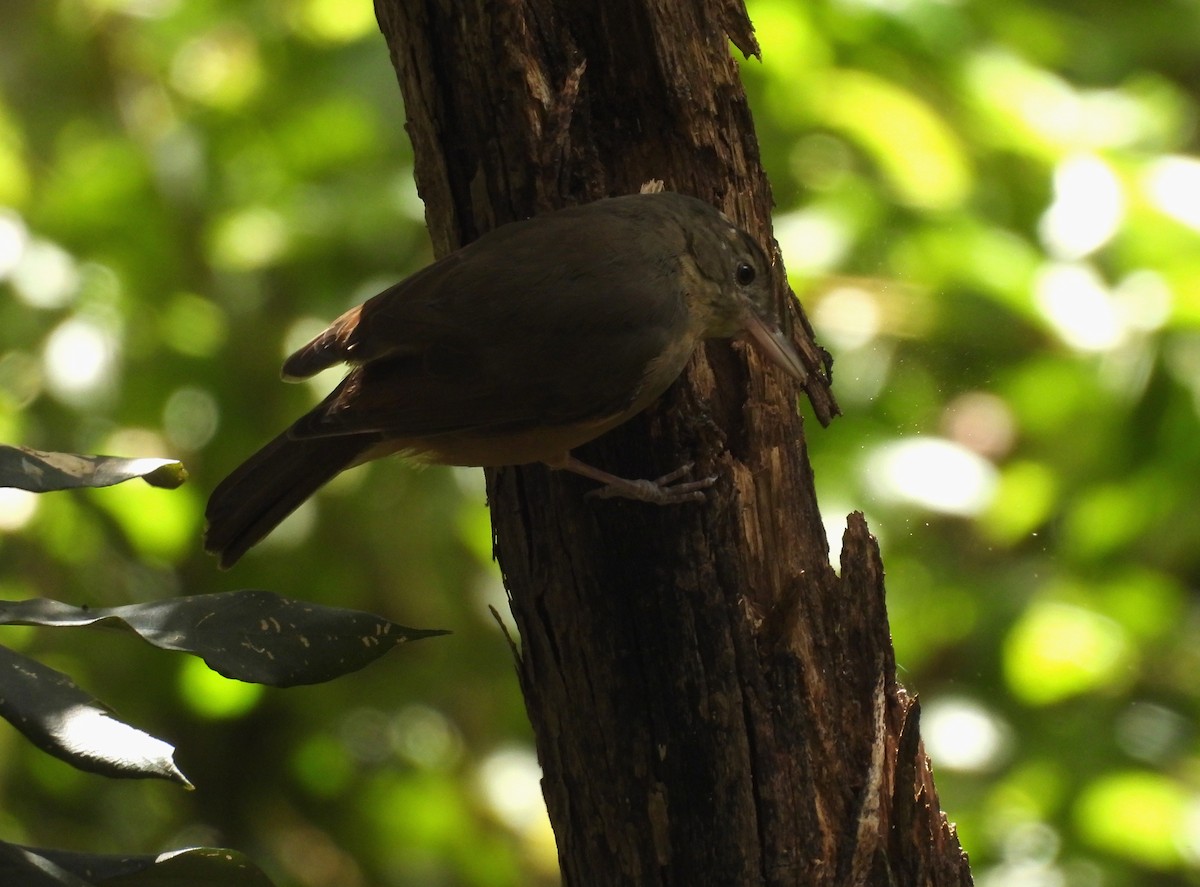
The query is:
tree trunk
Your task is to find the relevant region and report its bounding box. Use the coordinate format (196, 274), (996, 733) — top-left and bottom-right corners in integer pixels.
(373, 1), (972, 884)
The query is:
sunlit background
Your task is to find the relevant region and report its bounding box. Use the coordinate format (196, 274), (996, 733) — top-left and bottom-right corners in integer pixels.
(2, 0), (1199, 884)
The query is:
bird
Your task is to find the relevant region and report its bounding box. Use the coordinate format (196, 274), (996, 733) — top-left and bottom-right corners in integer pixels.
(204, 191), (806, 567)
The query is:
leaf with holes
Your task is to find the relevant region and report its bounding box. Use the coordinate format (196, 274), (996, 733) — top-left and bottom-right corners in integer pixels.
(0, 591), (447, 687)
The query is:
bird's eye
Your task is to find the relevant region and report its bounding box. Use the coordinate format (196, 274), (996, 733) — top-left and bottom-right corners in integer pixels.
(735, 262), (756, 286)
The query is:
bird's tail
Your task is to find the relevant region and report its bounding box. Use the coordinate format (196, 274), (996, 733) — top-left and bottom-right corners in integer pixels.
(204, 431), (373, 569)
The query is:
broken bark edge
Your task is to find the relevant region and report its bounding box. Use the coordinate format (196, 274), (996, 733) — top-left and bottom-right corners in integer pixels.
(839, 512), (974, 886)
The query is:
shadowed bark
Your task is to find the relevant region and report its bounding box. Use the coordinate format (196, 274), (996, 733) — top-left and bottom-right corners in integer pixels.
(373, 1), (972, 883)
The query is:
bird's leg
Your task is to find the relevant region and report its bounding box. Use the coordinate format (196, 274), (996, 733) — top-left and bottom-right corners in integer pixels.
(550, 454), (716, 505)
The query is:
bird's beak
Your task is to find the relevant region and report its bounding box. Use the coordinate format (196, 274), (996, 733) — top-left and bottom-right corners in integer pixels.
(741, 312), (808, 383)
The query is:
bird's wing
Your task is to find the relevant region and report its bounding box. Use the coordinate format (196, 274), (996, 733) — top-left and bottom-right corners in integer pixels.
(287, 207), (694, 440)
(281, 255), (469, 380)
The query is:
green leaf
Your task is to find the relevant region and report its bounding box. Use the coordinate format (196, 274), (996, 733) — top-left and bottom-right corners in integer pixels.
(0, 591), (447, 687)
(0, 644), (191, 786)
(0, 445), (187, 492)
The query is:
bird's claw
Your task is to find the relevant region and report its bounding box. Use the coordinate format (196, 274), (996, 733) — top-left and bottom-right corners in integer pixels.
(585, 462), (716, 505)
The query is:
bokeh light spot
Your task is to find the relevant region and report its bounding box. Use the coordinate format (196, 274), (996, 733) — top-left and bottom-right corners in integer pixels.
(178, 656), (264, 719)
(1144, 155), (1200, 231)
(12, 239), (79, 309)
(170, 27), (262, 109)
(775, 209), (853, 276)
(1033, 262), (1123, 352)
(1039, 153), (1124, 259)
(813, 285), (882, 351)
(163, 386), (220, 450)
(209, 206), (288, 270)
(390, 704), (463, 770)
(287, 0), (377, 43)
(160, 293), (228, 357)
(0, 209), (29, 281)
(0, 488), (39, 531)
(42, 316), (119, 405)
(291, 733), (354, 798)
(941, 391), (1016, 460)
(1074, 772), (1188, 868)
(1004, 601), (1133, 705)
(864, 437), (997, 515)
(476, 745), (548, 834)
(922, 697), (1011, 773)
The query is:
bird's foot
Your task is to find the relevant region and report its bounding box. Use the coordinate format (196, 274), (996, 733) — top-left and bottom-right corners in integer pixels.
(584, 462), (716, 505)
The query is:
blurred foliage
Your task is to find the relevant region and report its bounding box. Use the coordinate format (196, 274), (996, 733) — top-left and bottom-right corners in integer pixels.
(0, 0), (1198, 885)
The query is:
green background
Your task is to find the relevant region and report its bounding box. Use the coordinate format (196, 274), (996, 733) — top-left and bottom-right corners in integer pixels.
(2, 0), (1199, 884)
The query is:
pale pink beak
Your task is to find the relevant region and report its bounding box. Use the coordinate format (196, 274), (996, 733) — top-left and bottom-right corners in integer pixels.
(742, 312), (807, 383)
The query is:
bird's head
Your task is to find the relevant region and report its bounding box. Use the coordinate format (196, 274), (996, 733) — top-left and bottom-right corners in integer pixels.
(679, 202), (807, 384)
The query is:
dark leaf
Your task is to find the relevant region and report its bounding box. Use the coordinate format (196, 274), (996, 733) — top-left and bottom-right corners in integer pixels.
(0, 591), (447, 687)
(0, 644), (191, 785)
(0, 841), (95, 887)
(0, 445), (187, 491)
(3, 842), (277, 886)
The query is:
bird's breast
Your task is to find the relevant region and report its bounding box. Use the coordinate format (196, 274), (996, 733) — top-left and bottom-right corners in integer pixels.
(398, 410), (642, 468)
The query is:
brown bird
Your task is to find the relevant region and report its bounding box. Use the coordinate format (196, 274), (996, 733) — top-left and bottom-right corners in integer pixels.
(204, 191), (805, 567)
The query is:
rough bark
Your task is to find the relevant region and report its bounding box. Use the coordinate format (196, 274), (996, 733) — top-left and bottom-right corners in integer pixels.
(373, 1), (972, 884)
